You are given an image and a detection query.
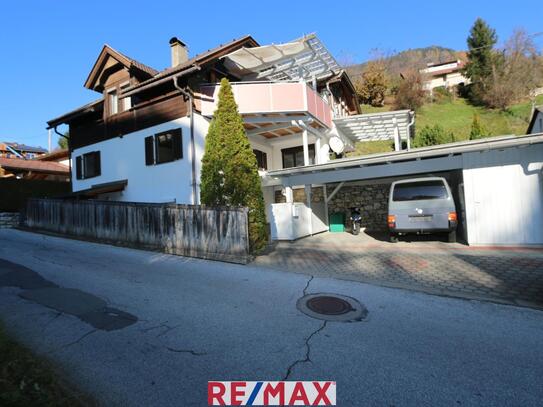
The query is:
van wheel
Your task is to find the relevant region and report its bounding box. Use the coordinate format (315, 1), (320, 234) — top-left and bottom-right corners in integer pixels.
(390, 234), (399, 243)
(448, 230), (456, 243)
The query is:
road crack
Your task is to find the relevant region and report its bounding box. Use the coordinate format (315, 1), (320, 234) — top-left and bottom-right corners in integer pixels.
(282, 320), (327, 380)
(303, 275), (314, 296)
(165, 347), (207, 356)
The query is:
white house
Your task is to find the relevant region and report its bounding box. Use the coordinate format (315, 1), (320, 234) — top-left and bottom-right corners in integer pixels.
(419, 59), (470, 93)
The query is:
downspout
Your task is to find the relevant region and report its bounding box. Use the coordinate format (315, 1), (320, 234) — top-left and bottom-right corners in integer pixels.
(406, 112), (415, 151)
(53, 126), (72, 192)
(173, 76), (198, 204)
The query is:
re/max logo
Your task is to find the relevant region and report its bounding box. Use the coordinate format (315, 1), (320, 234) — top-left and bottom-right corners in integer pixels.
(208, 381), (336, 406)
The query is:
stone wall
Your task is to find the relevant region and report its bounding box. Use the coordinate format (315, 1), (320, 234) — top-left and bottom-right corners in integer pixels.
(328, 183), (390, 231)
(273, 184), (390, 231)
(0, 212), (20, 229)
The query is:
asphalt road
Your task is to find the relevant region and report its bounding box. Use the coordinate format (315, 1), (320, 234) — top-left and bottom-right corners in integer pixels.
(1, 229), (542, 406)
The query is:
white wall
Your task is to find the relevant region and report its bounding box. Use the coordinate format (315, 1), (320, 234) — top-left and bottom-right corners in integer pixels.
(249, 132), (322, 171)
(72, 115), (209, 204)
(463, 144), (543, 245)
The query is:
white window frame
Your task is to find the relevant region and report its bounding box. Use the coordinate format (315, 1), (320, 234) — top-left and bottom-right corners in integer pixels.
(107, 87), (118, 116)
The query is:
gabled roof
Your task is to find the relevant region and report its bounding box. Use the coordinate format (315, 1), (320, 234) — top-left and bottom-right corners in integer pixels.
(527, 107), (543, 134)
(35, 148), (69, 162)
(0, 157), (69, 175)
(84, 45), (159, 90)
(123, 35), (259, 95)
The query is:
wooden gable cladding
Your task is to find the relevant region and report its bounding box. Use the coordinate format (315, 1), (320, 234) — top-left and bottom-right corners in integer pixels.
(84, 45), (157, 92)
(70, 92), (189, 150)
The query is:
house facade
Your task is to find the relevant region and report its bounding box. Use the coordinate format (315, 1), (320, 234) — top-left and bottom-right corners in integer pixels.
(419, 59), (470, 93)
(48, 34), (420, 240)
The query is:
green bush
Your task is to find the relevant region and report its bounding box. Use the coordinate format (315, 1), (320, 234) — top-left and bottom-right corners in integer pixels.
(432, 86), (454, 104)
(200, 78), (268, 252)
(414, 125), (455, 147)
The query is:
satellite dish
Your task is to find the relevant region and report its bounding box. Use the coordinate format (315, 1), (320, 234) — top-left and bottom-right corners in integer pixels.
(329, 136), (345, 154)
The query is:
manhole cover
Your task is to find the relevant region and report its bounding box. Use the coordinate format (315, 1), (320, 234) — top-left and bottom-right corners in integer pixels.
(306, 296), (353, 315)
(297, 293), (368, 322)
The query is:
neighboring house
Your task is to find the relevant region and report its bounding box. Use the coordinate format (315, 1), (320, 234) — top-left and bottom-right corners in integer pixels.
(34, 148), (70, 167)
(527, 107), (543, 134)
(0, 142), (48, 159)
(0, 157), (69, 181)
(419, 59), (469, 93)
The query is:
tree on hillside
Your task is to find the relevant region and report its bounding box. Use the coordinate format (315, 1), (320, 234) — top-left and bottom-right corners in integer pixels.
(469, 113), (486, 140)
(480, 29), (542, 110)
(463, 18), (498, 103)
(200, 78), (267, 252)
(394, 69), (426, 111)
(355, 60), (388, 107)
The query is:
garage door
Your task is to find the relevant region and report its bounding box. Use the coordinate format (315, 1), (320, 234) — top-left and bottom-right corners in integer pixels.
(463, 146), (543, 245)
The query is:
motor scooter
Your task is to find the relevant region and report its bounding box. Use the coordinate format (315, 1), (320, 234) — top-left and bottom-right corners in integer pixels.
(350, 207), (362, 235)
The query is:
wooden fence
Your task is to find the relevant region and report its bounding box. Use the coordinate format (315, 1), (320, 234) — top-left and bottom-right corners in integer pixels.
(24, 199), (250, 264)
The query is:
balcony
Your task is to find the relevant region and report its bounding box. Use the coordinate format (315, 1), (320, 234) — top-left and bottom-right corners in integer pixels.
(199, 81), (333, 132)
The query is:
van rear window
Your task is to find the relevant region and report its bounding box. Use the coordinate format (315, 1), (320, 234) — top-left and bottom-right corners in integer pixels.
(392, 180), (449, 201)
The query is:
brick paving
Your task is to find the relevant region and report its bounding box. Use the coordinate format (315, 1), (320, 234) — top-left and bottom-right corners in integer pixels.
(253, 232), (543, 308)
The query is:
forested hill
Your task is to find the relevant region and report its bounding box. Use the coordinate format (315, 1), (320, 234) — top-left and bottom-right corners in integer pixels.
(345, 46), (465, 79)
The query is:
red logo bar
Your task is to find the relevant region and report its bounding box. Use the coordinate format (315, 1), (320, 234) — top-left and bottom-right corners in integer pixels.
(208, 381), (336, 406)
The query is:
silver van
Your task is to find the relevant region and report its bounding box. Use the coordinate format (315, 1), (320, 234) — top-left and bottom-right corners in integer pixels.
(387, 177), (457, 242)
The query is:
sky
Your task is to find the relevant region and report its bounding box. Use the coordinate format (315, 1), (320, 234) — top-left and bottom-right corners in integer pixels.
(0, 0), (541, 148)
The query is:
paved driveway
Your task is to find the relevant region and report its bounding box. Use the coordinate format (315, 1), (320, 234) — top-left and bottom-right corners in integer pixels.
(254, 232), (543, 308)
(1, 229), (543, 406)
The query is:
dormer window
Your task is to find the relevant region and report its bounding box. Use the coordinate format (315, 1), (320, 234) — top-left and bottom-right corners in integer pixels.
(106, 83), (131, 117)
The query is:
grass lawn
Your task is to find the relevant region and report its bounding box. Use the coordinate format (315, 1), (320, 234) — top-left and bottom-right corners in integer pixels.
(0, 324), (93, 406)
(352, 96), (543, 156)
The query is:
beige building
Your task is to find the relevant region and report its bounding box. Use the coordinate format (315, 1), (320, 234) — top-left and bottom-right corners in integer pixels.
(420, 60), (470, 93)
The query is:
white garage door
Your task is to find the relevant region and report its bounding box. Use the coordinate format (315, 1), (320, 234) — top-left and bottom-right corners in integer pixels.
(463, 145), (543, 245)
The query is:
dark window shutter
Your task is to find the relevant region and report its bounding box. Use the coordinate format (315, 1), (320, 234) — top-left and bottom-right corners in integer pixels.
(173, 129), (183, 160)
(145, 136), (154, 165)
(94, 151), (101, 176)
(262, 151), (268, 170)
(76, 156), (82, 179)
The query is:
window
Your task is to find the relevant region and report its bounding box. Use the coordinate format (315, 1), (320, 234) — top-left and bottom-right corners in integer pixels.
(392, 180), (449, 202)
(253, 149), (268, 170)
(75, 151), (101, 180)
(145, 129), (182, 165)
(281, 144), (315, 169)
(120, 83), (132, 112)
(107, 89), (118, 116)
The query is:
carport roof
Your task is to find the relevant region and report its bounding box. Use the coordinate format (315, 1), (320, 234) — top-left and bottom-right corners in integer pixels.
(334, 110), (414, 141)
(262, 133), (543, 187)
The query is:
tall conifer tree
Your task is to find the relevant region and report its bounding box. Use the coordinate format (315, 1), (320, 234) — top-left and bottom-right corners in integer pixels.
(200, 78), (267, 251)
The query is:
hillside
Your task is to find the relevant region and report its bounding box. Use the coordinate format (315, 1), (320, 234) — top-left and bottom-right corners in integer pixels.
(345, 46), (464, 82)
(350, 95), (543, 156)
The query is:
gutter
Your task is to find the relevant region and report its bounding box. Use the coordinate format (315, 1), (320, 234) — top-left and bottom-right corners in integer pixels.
(173, 75), (198, 204)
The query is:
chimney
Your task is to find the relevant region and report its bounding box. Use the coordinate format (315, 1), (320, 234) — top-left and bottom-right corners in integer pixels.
(169, 37), (188, 67)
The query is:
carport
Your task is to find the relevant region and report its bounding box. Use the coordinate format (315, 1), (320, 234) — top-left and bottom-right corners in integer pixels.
(263, 133), (543, 246)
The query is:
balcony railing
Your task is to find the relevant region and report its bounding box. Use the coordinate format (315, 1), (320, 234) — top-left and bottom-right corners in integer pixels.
(199, 81), (333, 128)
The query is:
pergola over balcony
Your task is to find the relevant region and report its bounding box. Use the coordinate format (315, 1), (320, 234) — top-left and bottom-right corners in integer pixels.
(221, 34), (341, 82)
(200, 81), (332, 139)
